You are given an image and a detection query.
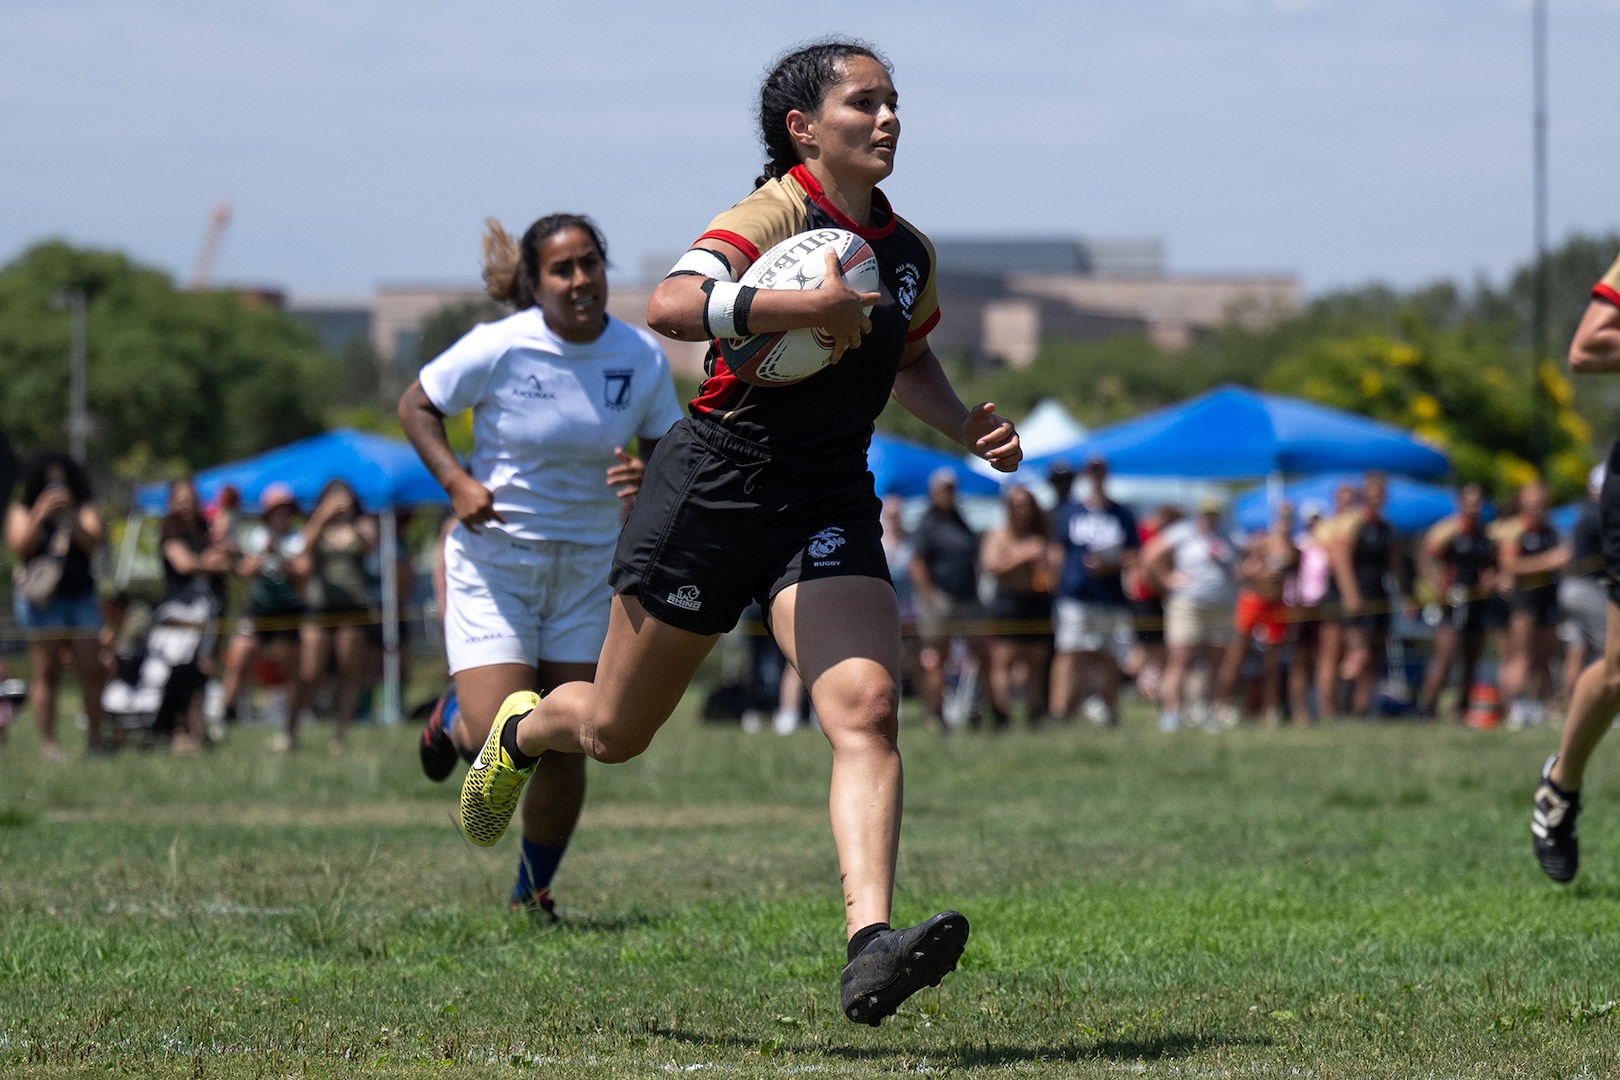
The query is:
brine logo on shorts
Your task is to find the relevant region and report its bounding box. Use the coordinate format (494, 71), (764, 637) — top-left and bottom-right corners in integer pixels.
(513, 374), (555, 400)
(666, 585), (702, 611)
(808, 526), (846, 565)
(603, 370), (634, 411)
(895, 263), (921, 320)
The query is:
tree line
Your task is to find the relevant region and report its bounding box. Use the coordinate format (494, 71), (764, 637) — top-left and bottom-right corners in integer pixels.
(2, 233), (1615, 505)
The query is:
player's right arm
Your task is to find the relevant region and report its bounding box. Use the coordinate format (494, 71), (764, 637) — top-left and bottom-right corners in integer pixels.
(398, 380), (503, 530)
(647, 241), (876, 359)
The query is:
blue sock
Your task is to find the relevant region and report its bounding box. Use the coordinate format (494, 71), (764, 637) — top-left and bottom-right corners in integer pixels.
(513, 836), (567, 901)
(441, 687), (459, 741)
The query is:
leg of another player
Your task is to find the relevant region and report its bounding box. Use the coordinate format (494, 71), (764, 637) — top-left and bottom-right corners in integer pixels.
(1419, 623), (1457, 716)
(1046, 649), (1077, 723)
(1498, 611), (1531, 707)
(771, 576), (903, 940)
(513, 595), (718, 763)
(457, 661), (589, 909)
(1551, 600), (1620, 792)
(1316, 621), (1343, 718)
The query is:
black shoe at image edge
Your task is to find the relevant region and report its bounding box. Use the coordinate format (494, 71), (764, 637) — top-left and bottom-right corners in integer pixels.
(1533, 752), (1581, 884)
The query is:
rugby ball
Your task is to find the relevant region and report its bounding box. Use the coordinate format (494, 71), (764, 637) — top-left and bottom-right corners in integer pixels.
(717, 228), (880, 387)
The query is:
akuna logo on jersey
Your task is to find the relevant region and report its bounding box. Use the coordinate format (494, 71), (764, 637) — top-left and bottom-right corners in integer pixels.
(512, 375), (555, 400)
(603, 370), (634, 411)
(666, 585), (702, 611)
(808, 526), (846, 566)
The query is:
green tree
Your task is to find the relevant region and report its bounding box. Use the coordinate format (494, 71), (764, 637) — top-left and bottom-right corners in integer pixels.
(0, 241), (335, 480)
(875, 232), (1619, 499)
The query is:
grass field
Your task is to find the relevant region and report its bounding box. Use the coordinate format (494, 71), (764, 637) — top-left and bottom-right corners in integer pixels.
(4, 697), (1620, 1078)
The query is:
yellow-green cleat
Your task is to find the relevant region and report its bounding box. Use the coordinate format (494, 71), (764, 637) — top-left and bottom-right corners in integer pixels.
(458, 690), (541, 847)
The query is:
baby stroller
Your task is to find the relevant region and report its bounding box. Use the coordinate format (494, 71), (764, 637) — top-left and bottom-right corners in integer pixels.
(101, 593), (216, 743)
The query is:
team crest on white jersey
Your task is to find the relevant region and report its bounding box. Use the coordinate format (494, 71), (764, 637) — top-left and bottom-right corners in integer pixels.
(603, 370), (633, 411)
(666, 585), (702, 611)
(895, 263), (921, 320)
(808, 527), (846, 561)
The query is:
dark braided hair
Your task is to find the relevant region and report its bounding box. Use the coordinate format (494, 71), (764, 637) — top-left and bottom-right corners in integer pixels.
(755, 39), (890, 189)
(482, 213), (609, 308)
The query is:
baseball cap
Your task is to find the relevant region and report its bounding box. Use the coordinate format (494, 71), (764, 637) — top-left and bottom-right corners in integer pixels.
(259, 483), (298, 513)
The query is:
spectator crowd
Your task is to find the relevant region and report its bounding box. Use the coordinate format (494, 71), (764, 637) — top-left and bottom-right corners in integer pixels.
(733, 455), (1605, 736)
(3, 443), (1609, 759)
(5, 451), (420, 759)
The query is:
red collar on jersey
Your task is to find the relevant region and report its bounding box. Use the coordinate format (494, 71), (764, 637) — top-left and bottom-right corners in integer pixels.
(790, 165), (898, 241)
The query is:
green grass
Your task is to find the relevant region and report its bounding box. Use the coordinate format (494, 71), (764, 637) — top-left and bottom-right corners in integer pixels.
(4, 700), (1620, 1077)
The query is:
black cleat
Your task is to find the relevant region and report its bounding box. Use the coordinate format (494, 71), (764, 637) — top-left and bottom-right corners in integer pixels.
(1532, 753), (1581, 883)
(419, 682), (460, 783)
(840, 911), (969, 1027)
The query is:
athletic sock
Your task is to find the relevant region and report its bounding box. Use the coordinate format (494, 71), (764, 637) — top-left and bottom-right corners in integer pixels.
(499, 719), (540, 771)
(513, 836), (567, 902)
(440, 688), (459, 741)
(847, 922), (891, 962)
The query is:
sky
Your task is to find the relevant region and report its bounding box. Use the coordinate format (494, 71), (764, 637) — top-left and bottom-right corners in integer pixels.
(3, 0), (1618, 300)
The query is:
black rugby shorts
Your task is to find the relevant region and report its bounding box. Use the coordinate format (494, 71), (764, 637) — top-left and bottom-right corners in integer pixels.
(610, 418), (892, 636)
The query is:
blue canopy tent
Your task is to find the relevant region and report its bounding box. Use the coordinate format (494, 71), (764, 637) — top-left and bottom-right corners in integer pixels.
(868, 431), (1002, 497)
(1020, 386), (1450, 481)
(130, 429), (449, 726)
(135, 428), (446, 515)
(1232, 473), (1476, 537)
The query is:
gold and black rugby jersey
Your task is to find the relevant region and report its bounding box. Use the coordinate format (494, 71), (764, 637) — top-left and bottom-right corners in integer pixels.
(688, 164), (941, 462)
(1594, 251), (1620, 310)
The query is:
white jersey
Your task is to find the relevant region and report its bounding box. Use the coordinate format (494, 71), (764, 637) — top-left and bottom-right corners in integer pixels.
(419, 309), (684, 546)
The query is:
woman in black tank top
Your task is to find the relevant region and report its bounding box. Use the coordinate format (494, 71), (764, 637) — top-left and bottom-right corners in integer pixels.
(1498, 480), (1569, 727)
(4, 453), (108, 759)
(1331, 472), (1403, 717)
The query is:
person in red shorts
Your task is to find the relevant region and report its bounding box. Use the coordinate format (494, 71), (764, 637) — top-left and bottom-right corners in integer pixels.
(1216, 502), (1298, 726)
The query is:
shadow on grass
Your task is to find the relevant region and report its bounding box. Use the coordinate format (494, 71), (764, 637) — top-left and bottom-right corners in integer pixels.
(650, 1025), (1267, 1066)
(548, 910), (666, 933)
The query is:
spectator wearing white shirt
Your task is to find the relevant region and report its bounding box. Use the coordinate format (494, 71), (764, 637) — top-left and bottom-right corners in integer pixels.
(1143, 497), (1239, 731)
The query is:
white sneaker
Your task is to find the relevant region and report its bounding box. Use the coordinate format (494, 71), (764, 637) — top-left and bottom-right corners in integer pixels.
(740, 709), (765, 734)
(1082, 695), (1109, 726)
(1505, 699), (1530, 732)
(1214, 704), (1240, 730)
(772, 709), (801, 735)
(1159, 710), (1181, 733)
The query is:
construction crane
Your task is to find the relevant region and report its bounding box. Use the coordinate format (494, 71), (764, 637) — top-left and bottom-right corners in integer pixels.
(190, 201), (233, 290)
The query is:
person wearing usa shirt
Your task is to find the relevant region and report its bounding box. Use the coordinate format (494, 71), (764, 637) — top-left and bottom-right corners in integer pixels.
(1047, 457), (1139, 728)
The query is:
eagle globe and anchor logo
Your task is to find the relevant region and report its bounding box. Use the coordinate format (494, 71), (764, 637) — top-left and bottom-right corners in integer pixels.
(808, 527), (846, 566)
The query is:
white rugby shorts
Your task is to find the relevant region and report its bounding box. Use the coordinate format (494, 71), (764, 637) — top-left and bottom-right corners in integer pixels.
(443, 525), (613, 673)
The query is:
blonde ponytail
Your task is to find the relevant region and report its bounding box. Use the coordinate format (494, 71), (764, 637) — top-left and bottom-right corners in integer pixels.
(481, 218), (525, 306)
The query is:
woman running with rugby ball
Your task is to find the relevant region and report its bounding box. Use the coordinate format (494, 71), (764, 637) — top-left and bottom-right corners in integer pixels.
(458, 40), (1021, 1024)
(400, 214), (683, 916)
